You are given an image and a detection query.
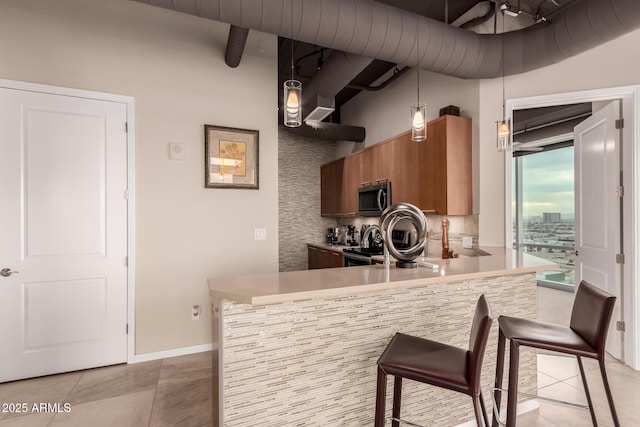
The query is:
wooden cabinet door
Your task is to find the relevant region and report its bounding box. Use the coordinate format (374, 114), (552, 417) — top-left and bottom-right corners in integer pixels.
(309, 246), (343, 269)
(419, 115), (471, 215)
(361, 141), (392, 186)
(321, 158), (344, 217)
(342, 152), (362, 217)
(389, 131), (421, 207)
(327, 250), (344, 268)
(420, 117), (447, 214)
(308, 246), (321, 269)
(443, 115), (472, 215)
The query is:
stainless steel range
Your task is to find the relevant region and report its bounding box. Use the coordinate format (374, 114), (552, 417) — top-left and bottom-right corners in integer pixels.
(342, 229), (412, 267)
(342, 246), (384, 266)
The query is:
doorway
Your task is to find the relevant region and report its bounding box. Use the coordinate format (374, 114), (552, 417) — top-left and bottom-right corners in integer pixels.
(504, 86), (640, 369)
(0, 80), (135, 382)
(512, 141), (576, 291)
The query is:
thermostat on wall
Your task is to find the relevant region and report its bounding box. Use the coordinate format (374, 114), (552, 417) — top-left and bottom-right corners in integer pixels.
(169, 142), (185, 160)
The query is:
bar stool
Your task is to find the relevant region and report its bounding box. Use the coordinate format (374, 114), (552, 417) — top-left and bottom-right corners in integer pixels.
(492, 280), (619, 427)
(374, 294), (493, 427)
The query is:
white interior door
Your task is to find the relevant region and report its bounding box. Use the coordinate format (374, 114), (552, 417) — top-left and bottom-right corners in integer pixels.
(574, 100), (622, 360)
(0, 87), (128, 382)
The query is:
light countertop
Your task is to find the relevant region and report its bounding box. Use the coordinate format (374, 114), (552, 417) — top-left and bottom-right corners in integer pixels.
(307, 242), (355, 252)
(208, 247), (558, 306)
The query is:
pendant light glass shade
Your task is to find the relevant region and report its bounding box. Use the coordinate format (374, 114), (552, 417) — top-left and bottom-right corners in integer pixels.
(411, 103), (427, 141)
(283, 79), (302, 127)
(496, 118), (511, 151)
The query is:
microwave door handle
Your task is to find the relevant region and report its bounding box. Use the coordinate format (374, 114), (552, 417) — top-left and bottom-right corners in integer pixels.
(377, 188), (384, 211)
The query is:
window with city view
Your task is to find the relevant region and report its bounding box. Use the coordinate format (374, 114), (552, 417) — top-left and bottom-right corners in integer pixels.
(513, 145), (575, 290)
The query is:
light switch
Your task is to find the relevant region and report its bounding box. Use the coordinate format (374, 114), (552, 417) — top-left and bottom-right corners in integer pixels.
(254, 228), (266, 240)
(463, 236), (473, 249)
(169, 142), (185, 160)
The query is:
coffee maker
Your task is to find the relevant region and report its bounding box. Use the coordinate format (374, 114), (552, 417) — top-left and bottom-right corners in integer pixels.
(345, 225), (358, 246)
(326, 227), (341, 244)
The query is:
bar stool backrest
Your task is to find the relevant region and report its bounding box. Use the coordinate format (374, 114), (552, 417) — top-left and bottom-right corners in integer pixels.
(468, 294), (493, 393)
(569, 280), (617, 357)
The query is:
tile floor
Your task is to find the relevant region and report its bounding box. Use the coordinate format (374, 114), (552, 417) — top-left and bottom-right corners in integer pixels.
(0, 287), (637, 426)
(0, 352), (213, 427)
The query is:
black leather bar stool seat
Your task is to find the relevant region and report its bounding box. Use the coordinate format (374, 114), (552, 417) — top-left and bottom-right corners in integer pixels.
(375, 294), (493, 427)
(492, 280), (620, 427)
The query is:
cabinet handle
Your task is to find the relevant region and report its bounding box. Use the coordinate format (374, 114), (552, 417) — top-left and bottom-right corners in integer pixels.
(347, 212), (357, 216)
(422, 209), (436, 214)
(361, 181), (371, 187)
(331, 252), (340, 257)
(375, 178), (388, 183)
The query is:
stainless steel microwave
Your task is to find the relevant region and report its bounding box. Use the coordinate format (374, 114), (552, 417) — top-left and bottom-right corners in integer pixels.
(358, 182), (391, 217)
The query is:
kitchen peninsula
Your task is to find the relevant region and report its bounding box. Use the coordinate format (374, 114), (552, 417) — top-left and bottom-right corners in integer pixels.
(208, 248), (557, 427)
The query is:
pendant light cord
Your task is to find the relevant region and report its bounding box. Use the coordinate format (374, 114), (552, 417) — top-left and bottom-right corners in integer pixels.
(502, 10), (506, 118)
(416, 16), (420, 104)
(291, 0), (295, 81)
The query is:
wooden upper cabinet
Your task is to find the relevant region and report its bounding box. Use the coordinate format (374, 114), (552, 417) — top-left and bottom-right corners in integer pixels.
(320, 115), (472, 218)
(388, 131), (421, 207)
(419, 115), (472, 215)
(320, 158), (344, 217)
(361, 141), (392, 186)
(342, 152), (362, 217)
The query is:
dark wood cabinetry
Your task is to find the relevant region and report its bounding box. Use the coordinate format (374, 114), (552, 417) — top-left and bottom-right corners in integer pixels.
(341, 153), (361, 217)
(320, 158), (344, 217)
(419, 115), (472, 215)
(387, 131), (421, 207)
(308, 245), (343, 269)
(320, 115), (472, 217)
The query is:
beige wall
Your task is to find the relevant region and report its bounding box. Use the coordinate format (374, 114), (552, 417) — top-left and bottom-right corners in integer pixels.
(478, 27), (640, 246)
(340, 27), (640, 247)
(0, 0), (278, 354)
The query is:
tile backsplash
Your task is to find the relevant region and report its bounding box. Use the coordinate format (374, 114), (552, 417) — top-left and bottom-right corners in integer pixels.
(278, 127), (337, 272)
(339, 214), (479, 258)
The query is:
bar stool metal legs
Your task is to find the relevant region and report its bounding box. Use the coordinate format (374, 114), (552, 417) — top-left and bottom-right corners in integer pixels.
(492, 329), (506, 427)
(491, 280), (621, 427)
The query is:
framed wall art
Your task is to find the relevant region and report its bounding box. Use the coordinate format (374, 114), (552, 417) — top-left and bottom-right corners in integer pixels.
(204, 125), (259, 189)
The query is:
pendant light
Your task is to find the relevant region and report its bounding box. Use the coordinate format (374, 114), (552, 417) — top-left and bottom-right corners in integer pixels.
(496, 8), (511, 151)
(411, 16), (426, 142)
(283, 0), (302, 128)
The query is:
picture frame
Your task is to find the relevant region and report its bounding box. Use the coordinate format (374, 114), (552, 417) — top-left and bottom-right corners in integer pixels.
(204, 125), (259, 189)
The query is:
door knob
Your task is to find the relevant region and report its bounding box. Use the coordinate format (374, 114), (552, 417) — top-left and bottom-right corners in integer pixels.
(0, 268), (19, 277)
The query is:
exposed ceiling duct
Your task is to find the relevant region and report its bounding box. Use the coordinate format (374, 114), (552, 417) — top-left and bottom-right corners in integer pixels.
(132, 0), (640, 79)
(285, 121), (366, 143)
(302, 51), (373, 124)
(224, 25), (249, 68)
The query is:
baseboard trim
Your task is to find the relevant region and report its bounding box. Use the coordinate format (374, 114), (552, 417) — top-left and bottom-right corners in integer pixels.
(454, 399), (539, 427)
(132, 343), (216, 363)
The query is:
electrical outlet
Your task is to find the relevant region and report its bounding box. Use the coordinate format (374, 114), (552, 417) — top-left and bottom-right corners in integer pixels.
(254, 228), (266, 240)
(192, 305), (200, 320)
(462, 236), (473, 249)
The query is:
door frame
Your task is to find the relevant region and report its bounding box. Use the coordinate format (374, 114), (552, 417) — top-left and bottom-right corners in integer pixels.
(503, 85), (640, 370)
(0, 78), (136, 365)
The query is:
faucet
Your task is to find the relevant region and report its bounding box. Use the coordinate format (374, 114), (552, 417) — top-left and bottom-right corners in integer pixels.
(361, 224), (380, 249)
(362, 225), (390, 267)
